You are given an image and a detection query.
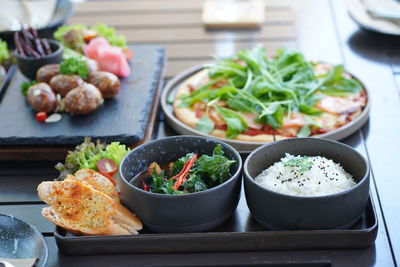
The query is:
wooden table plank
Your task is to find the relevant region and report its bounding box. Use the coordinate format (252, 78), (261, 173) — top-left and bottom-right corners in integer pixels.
(163, 41), (297, 59)
(75, 0), (205, 13)
(331, 0), (399, 265)
(69, 10), (293, 27)
(117, 25), (295, 43)
(75, 0), (290, 14)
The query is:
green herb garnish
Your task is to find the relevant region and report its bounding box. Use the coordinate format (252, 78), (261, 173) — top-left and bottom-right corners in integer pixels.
(60, 57), (89, 79)
(20, 80), (37, 96)
(283, 156), (314, 174)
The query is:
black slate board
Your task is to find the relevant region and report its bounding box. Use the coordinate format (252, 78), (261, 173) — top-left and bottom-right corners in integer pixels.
(0, 45), (164, 145)
(54, 192), (378, 255)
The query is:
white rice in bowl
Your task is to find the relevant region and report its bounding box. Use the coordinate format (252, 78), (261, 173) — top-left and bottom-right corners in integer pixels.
(254, 153), (356, 197)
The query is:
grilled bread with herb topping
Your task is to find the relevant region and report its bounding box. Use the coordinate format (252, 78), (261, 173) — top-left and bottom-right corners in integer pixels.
(66, 168), (119, 202)
(38, 179), (142, 235)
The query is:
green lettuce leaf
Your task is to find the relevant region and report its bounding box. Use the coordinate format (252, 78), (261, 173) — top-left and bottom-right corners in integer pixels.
(195, 115), (215, 134)
(0, 40), (9, 64)
(214, 105), (247, 138)
(55, 137), (130, 180)
(91, 23), (127, 47)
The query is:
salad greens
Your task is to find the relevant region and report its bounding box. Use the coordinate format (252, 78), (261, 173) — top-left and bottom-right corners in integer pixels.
(54, 23), (127, 53)
(91, 23), (127, 47)
(145, 145), (236, 194)
(54, 24), (87, 53)
(54, 24), (87, 41)
(180, 46), (362, 138)
(55, 137), (130, 180)
(60, 57), (89, 79)
(0, 40), (9, 64)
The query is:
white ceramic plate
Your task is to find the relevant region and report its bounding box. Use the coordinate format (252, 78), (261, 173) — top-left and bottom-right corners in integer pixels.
(161, 64), (371, 151)
(346, 0), (400, 36)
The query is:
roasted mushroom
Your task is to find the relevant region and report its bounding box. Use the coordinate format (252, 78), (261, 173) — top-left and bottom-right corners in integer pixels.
(27, 82), (58, 113)
(88, 71), (120, 98)
(64, 83), (103, 114)
(50, 74), (84, 97)
(36, 64), (60, 83)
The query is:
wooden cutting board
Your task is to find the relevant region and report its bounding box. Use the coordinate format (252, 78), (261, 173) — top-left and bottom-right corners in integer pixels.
(0, 44), (165, 160)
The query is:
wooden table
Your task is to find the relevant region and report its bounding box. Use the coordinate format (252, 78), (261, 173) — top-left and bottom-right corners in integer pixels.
(1, 0), (399, 266)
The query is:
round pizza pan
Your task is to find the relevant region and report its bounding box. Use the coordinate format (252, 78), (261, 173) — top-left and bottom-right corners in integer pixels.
(161, 63), (371, 151)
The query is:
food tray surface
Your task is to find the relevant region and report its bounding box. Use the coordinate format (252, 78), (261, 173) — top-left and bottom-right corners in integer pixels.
(54, 191), (378, 255)
(0, 45), (164, 146)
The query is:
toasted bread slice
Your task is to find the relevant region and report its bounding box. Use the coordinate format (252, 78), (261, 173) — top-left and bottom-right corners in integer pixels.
(66, 169), (119, 202)
(38, 180), (142, 235)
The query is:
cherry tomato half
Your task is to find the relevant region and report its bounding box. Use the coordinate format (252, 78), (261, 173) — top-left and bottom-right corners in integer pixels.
(97, 158), (118, 176)
(97, 171), (116, 187)
(36, 112), (47, 122)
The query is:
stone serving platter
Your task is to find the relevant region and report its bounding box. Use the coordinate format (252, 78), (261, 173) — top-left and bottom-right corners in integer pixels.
(0, 45), (165, 159)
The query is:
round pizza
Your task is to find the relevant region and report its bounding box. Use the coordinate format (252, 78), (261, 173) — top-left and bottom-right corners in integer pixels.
(173, 47), (368, 142)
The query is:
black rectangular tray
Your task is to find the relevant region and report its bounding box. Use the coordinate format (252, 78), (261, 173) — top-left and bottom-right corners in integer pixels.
(54, 190), (378, 255)
(0, 45), (164, 146)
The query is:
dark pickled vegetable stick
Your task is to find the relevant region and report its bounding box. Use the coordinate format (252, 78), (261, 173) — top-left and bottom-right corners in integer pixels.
(14, 27), (53, 58)
(41, 39), (51, 54)
(35, 39), (45, 56)
(23, 29), (35, 40)
(21, 31), (33, 49)
(29, 27), (39, 38)
(14, 33), (25, 56)
(24, 42), (40, 58)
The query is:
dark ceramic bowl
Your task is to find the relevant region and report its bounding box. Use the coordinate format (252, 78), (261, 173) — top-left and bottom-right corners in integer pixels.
(15, 39), (63, 80)
(0, 214), (48, 267)
(119, 136), (242, 233)
(243, 138), (370, 230)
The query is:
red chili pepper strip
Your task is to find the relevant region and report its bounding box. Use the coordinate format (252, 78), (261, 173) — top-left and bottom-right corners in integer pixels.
(173, 154), (198, 190)
(169, 154), (198, 181)
(142, 180), (149, 191)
